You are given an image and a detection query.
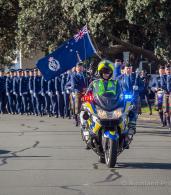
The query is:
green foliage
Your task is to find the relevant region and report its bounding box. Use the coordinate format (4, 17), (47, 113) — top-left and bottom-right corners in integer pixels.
(1, 0), (171, 66)
(0, 0), (19, 65)
(126, 0), (171, 61)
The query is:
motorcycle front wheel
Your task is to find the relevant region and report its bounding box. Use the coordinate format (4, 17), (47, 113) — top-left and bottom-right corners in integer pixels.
(104, 138), (118, 168)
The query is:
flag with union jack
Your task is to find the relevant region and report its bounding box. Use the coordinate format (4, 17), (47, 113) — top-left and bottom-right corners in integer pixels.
(37, 25), (96, 81)
(74, 26), (88, 42)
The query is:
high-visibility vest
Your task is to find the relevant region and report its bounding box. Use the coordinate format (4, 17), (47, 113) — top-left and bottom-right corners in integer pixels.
(93, 79), (117, 96)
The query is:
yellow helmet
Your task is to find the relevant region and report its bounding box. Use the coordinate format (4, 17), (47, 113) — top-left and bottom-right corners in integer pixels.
(98, 60), (114, 79)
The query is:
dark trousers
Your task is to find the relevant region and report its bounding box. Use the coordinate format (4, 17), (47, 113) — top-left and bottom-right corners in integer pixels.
(56, 92), (64, 117)
(49, 94), (57, 115)
(7, 93), (16, 113)
(22, 94), (30, 113)
(44, 93), (51, 114)
(35, 94), (45, 115)
(16, 94), (23, 113)
(0, 92), (6, 113)
(63, 92), (71, 117)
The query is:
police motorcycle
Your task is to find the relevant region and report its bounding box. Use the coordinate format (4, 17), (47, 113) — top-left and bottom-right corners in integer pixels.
(80, 90), (133, 168)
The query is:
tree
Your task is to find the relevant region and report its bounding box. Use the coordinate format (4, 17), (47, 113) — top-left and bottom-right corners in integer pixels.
(1, 0), (171, 67)
(126, 0), (171, 62)
(0, 0), (19, 66)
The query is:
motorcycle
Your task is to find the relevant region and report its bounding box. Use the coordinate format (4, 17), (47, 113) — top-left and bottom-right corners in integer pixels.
(80, 91), (133, 168)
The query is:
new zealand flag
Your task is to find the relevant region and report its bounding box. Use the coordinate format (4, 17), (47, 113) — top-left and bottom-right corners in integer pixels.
(36, 26), (97, 81)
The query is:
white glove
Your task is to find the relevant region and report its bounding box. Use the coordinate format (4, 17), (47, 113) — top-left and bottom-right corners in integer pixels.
(62, 92), (64, 95)
(151, 87), (157, 92)
(133, 85), (138, 91)
(13, 92), (16, 95)
(41, 92), (44, 96)
(48, 92), (52, 96)
(56, 91), (59, 95)
(33, 93), (36, 97)
(30, 90), (33, 94)
(66, 90), (70, 94)
(6, 92), (9, 96)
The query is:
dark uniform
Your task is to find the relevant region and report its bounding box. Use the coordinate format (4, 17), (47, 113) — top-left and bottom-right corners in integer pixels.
(20, 70), (30, 114)
(0, 70), (6, 114)
(140, 73), (152, 115)
(48, 79), (56, 116)
(41, 76), (50, 115)
(118, 64), (144, 129)
(55, 76), (64, 117)
(33, 73), (42, 115)
(13, 69), (22, 114)
(151, 72), (166, 126)
(162, 65), (171, 129)
(6, 71), (15, 114)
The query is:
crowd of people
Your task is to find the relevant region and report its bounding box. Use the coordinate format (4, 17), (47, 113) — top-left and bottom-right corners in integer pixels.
(0, 59), (170, 130)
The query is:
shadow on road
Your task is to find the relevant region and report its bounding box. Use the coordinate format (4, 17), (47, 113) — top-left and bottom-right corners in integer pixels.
(0, 150), (11, 155)
(117, 162), (171, 170)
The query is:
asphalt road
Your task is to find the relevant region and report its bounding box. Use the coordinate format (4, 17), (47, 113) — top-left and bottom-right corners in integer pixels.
(0, 114), (170, 195)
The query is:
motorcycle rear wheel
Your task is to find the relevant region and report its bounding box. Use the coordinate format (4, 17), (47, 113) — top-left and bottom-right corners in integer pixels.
(104, 138), (118, 168)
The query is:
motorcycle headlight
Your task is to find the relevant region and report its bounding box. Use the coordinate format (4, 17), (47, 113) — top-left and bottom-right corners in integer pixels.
(97, 109), (108, 119)
(97, 108), (123, 119)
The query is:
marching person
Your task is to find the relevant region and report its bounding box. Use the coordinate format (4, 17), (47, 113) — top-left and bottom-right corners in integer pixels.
(71, 63), (87, 126)
(139, 70), (152, 115)
(151, 65), (166, 126)
(13, 69), (23, 114)
(162, 64), (171, 130)
(118, 63), (144, 134)
(0, 69), (6, 114)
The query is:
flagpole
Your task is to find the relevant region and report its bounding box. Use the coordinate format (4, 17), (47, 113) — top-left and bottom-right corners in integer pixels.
(86, 23), (102, 60)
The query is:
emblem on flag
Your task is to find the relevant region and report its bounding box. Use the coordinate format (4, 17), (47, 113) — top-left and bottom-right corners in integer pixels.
(74, 26), (88, 42)
(48, 57), (60, 72)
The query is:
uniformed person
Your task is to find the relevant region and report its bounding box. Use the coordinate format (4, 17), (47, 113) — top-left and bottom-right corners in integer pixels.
(118, 63), (144, 133)
(20, 69), (30, 115)
(41, 75), (50, 116)
(13, 69), (23, 114)
(33, 68), (42, 116)
(151, 65), (166, 126)
(54, 76), (62, 117)
(140, 70), (152, 115)
(6, 70), (15, 114)
(0, 69), (6, 114)
(163, 64), (171, 130)
(48, 78), (56, 117)
(71, 63), (87, 126)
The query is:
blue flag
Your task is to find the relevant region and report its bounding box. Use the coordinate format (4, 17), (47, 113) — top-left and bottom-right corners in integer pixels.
(36, 26), (97, 80)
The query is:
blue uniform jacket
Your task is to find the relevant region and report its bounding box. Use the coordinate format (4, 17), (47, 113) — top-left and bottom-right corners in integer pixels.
(6, 76), (13, 94)
(71, 72), (86, 92)
(0, 76), (6, 93)
(119, 73), (144, 94)
(29, 76), (34, 92)
(20, 76), (29, 94)
(13, 76), (20, 94)
(41, 77), (48, 93)
(33, 76), (41, 94)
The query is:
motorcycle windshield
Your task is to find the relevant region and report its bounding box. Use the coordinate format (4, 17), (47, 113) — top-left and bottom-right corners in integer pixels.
(94, 92), (122, 112)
